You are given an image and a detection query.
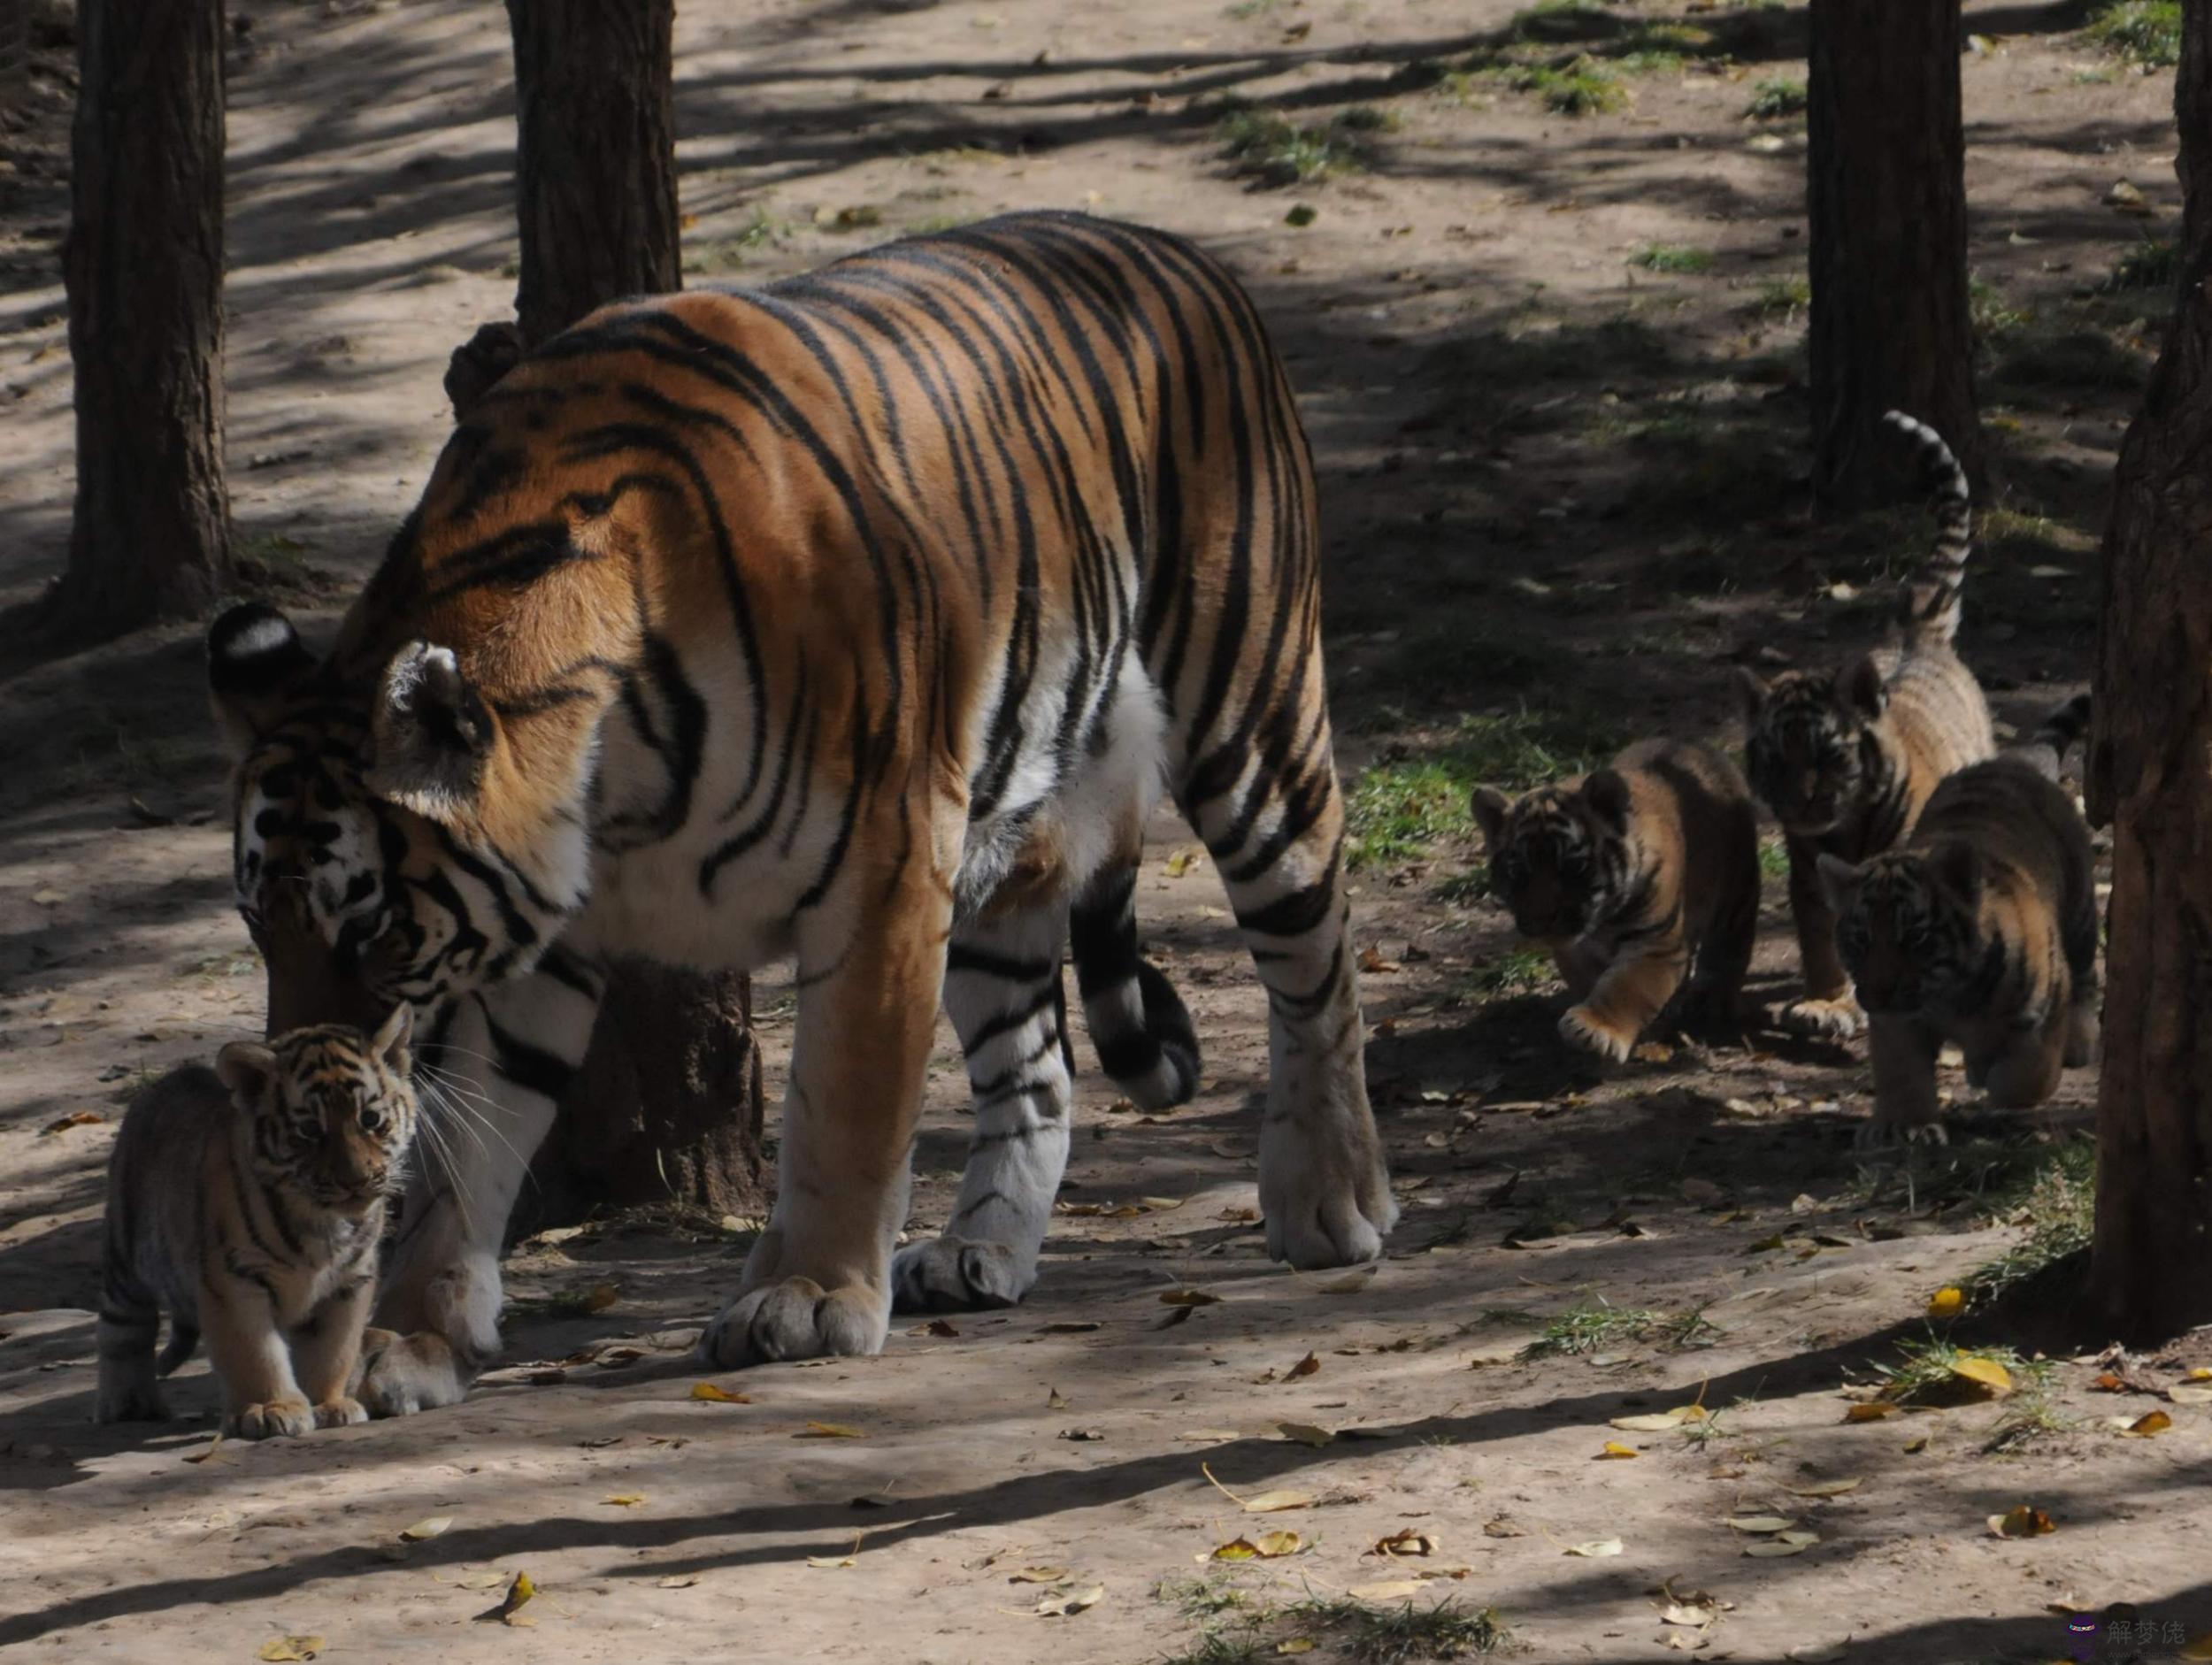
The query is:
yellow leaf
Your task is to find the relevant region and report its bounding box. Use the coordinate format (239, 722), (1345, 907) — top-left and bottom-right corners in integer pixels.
(1276, 1422), (1335, 1448)
(1240, 1489), (1314, 1514)
(1844, 1402), (1899, 1423)
(1371, 1529), (1437, 1558)
(656, 1575), (699, 1589)
(257, 1639), (326, 1663)
(795, 1422), (865, 1439)
(1595, 1441), (1639, 1460)
(2122, 1409), (2173, 1438)
(1987, 1505), (2056, 1538)
(1009, 1567), (1071, 1584)
(691, 1382), (750, 1404)
(1161, 1288), (1222, 1308)
(1048, 1386), (1070, 1409)
(496, 1571), (537, 1625)
(602, 1493), (645, 1508)
(1926, 1286), (1965, 1320)
(182, 1434), (224, 1465)
(1210, 1538), (1259, 1561)
(807, 1554), (856, 1569)
(1277, 1642), (1316, 1657)
(1285, 1351), (1321, 1380)
(400, 1515), (453, 1541)
(39, 1110), (104, 1136)
(1950, 1355), (2014, 1396)
(1564, 1538), (1623, 1557)
(2191, 1367), (2212, 1381)
(1165, 848), (1201, 877)
(1661, 1601), (1717, 1628)
(1347, 1580), (1425, 1601)
(1903, 1435), (1930, 1454)
(1788, 1477), (1861, 1498)
(1251, 1531), (1302, 1558)
(1034, 1584), (1105, 1616)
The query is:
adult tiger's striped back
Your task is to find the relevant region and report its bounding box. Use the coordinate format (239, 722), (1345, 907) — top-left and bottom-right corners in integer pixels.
(210, 213), (1396, 1407)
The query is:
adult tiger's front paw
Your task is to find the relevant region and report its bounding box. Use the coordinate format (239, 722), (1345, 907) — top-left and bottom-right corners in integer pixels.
(313, 1395), (369, 1431)
(1258, 1117), (1398, 1271)
(354, 1329), (471, 1418)
(891, 1237), (1033, 1313)
(701, 1276), (890, 1368)
(1558, 1003), (1636, 1063)
(227, 1396), (314, 1440)
(1771, 994), (1867, 1040)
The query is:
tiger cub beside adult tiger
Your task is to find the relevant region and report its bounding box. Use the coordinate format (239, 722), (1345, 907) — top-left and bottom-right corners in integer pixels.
(1738, 410), (1996, 1041)
(95, 1009), (418, 1437)
(206, 211), (1396, 1412)
(1471, 740), (1759, 1062)
(1816, 730), (2098, 1147)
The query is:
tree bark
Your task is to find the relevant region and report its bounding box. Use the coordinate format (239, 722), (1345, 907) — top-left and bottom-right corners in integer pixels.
(1807, 0), (1980, 509)
(2086, 0), (2212, 1343)
(505, 0), (680, 345)
(486, 0), (761, 1231)
(48, 0), (230, 639)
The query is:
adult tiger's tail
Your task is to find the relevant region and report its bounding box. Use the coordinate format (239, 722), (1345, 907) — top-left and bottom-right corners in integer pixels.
(1069, 865), (1200, 1112)
(1883, 409), (1974, 647)
(2012, 691), (2092, 783)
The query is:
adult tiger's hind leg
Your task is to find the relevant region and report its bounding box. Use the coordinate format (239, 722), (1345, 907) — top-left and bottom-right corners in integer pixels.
(893, 902), (1075, 1313)
(1180, 736), (1397, 1270)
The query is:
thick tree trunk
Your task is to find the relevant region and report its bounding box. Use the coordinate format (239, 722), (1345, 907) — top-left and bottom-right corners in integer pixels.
(48, 0), (230, 639)
(2086, 0), (2212, 1343)
(1807, 0), (1980, 508)
(486, 0), (761, 1230)
(505, 0), (680, 345)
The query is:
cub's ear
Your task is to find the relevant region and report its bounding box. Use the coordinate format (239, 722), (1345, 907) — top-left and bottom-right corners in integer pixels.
(1839, 655), (1887, 720)
(207, 602), (316, 756)
(1581, 769), (1633, 833)
(1732, 665), (1770, 725)
(372, 1004), (414, 1075)
(215, 1041), (280, 1103)
(1929, 840), (1984, 907)
(1470, 786), (1514, 851)
(365, 641), (494, 825)
(1815, 852), (1863, 913)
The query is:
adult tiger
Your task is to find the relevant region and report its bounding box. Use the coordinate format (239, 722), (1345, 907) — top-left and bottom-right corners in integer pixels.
(209, 212), (1397, 1413)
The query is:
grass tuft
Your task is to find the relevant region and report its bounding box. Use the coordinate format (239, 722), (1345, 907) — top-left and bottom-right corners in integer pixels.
(1160, 1578), (1506, 1665)
(1522, 1296), (1660, 1358)
(2103, 236), (2181, 294)
(2088, 0), (2181, 65)
(1345, 710), (1619, 871)
(1966, 1139), (2095, 1303)
(1503, 57), (1629, 115)
(1745, 76), (1806, 119)
(1631, 243), (1715, 275)
(1218, 104), (1392, 185)
(1465, 945), (1557, 997)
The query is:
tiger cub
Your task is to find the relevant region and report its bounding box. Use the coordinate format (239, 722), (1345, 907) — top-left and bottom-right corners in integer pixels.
(1738, 410), (1996, 1041)
(1471, 739), (1759, 1063)
(1816, 753), (2097, 1147)
(95, 1008), (417, 1438)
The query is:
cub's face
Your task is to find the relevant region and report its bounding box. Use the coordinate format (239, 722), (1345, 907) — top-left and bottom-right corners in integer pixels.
(1471, 772), (1632, 942)
(219, 1008), (419, 1216)
(1818, 846), (1985, 1017)
(1738, 664), (1884, 836)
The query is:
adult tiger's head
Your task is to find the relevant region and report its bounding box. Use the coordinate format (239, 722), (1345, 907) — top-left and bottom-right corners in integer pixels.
(1471, 771), (1635, 942)
(207, 600), (591, 1032)
(1735, 658), (1887, 836)
(1816, 842), (1987, 1017)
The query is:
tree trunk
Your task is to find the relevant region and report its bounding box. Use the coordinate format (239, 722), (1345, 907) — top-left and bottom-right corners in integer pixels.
(2085, 0), (2212, 1343)
(1807, 0), (1980, 508)
(48, 0), (229, 639)
(487, 0), (761, 1231)
(505, 0), (680, 345)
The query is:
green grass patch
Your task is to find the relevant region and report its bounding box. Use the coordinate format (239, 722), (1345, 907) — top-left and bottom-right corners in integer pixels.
(1631, 242), (1715, 275)
(1466, 945), (1556, 997)
(1758, 836), (1791, 880)
(1966, 1139), (2095, 1304)
(1218, 104), (1392, 185)
(1745, 75), (1806, 119)
(1160, 1578), (1506, 1665)
(2103, 236), (2181, 294)
(2087, 0), (2181, 65)
(1345, 710), (1619, 872)
(1500, 56), (1628, 115)
(1970, 275), (2030, 344)
(1523, 1296), (1660, 1358)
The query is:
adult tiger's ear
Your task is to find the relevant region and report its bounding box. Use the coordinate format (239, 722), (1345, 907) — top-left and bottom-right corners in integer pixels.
(365, 641), (494, 825)
(1815, 852), (1863, 913)
(207, 602), (316, 756)
(1929, 840), (1984, 909)
(1581, 769), (1632, 834)
(1470, 786), (1514, 853)
(1732, 665), (1770, 725)
(371, 1004), (414, 1076)
(1839, 655), (1887, 720)
(215, 1040), (280, 1105)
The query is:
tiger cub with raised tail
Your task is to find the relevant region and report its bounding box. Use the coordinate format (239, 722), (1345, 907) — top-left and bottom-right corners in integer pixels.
(1471, 740), (1760, 1063)
(1816, 738), (2098, 1147)
(96, 1009), (418, 1438)
(1738, 410), (1995, 1041)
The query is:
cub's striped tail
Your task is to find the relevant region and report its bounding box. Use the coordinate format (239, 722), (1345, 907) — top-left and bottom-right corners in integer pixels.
(1069, 867), (1200, 1112)
(1884, 409), (1972, 647)
(2012, 691), (2092, 782)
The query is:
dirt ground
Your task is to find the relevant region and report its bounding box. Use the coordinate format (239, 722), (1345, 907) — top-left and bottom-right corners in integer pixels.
(2, 1), (2205, 1660)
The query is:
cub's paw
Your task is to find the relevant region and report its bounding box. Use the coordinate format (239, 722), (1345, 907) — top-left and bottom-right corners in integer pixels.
(227, 1397), (315, 1440)
(354, 1330), (471, 1418)
(1853, 1117), (1948, 1153)
(1558, 1004), (1636, 1063)
(1258, 1118), (1399, 1271)
(701, 1276), (889, 1368)
(94, 1378), (168, 1425)
(891, 1237), (1033, 1314)
(1771, 995), (1867, 1040)
(313, 1396), (369, 1430)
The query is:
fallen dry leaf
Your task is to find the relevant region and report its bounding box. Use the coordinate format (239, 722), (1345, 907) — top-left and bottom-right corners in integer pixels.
(1202, 1462), (1313, 1514)
(602, 1493), (645, 1508)
(39, 1110), (104, 1136)
(257, 1639), (326, 1663)
(181, 1434), (224, 1465)
(1371, 1529), (1437, 1558)
(919, 1318), (960, 1338)
(690, 1382), (749, 1404)
(1034, 1584), (1105, 1617)
(582, 1283), (618, 1313)
(1482, 1518), (1525, 1538)
(1743, 1530), (1820, 1558)
(1178, 1429), (1241, 1443)
(1285, 1351), (1321, 1380)
(2118, 1409), (2173, 1438)
(1160, 1288), (1222, 1308)
(449, 1571), (508, 1592)
(1595, 1441), (1640, 1460)
(1949, 1355), (2013, 1397)
(1311, 1267), (1378, 1295)
(495, 1571), (537, 1627)
(1564, 1538), (1624, 1558)
(1009, 1567), (1071, 1584)
(1048, 1386), (1070, 1410)
(1926, 1286), (1965, 1320)
(1987, 1505), (2056, 1538)
(656, 1575), (699, 1589)
(795, 1423), (864, 1439)
(1276, 1422), (1335, 1448)
(1276, 1640), (1316, 1656)
(2170, 1383), (2212, 1405)
(1903, 1434), (1930, 1454)
(1844, 1402), (1900, 1423)
(1610, 1407), (1704, 1433)
(400, 1515), (453, 1541)
(1662, 1601), (1718, 1628)
(1164, 847), (1202, 878)
(1788, 1478), (1861, 1498)
(1724, 1515), (1794, 1534)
